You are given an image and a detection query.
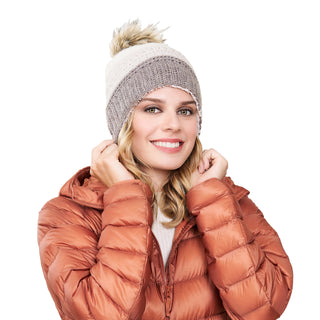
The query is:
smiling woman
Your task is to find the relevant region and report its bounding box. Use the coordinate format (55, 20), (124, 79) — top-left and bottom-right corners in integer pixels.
(37, 20), (293, 320)
(131, 87), (198, 174)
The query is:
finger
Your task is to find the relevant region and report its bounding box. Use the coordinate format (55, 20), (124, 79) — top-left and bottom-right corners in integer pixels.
(198, 150), (208, 173)
(202, 150), (212, 170)
(92, 140), (114, 160)
(198, 159), (204, 174)
(98, 140), (114, 153)
(99, 143), (120, 162)
(199, 154), (211, 173)
(204, 148), (221, 170)
(94, 140), (114, 152)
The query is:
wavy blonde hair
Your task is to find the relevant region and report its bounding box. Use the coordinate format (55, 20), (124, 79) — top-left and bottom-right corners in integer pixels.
(118, 111), (203, 228)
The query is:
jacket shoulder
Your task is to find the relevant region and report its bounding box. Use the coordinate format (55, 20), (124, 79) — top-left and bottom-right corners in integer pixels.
(222, 176), (250, 201)
(38, 195), (102, 244)
(59, 167), (106, 210)
(39, 195), (93, 222)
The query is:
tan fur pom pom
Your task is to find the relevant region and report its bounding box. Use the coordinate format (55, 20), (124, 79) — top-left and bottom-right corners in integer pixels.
(110, 19), (166, 57)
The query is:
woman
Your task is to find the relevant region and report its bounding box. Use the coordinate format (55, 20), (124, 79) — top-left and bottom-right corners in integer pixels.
(38, 21), (293, 320)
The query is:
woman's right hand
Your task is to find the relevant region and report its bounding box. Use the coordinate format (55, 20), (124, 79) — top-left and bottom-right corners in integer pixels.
(90, 140), (134, 188)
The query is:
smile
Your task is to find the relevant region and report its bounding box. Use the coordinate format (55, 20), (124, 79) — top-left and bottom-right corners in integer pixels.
(151, 140), (184, 153)
(152, 141), (180, 148)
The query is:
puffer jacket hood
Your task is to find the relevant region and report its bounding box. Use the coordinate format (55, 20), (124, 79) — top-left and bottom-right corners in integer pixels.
(59, 167), (106, 209)
(38, 167), (293, 320)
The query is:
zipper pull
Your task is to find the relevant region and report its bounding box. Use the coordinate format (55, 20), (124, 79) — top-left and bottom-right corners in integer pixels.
(165, 284), (173, 317)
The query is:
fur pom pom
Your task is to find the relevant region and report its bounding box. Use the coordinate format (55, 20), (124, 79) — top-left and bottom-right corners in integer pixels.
(110, 19), (166, 57)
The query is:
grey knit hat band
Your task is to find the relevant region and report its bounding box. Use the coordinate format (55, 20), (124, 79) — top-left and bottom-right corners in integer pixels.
(105, 42), (201, 142)
(107, 55), (201, 141)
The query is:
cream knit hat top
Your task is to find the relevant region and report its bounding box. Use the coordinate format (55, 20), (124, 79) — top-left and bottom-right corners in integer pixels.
(105, 20), (202, 141)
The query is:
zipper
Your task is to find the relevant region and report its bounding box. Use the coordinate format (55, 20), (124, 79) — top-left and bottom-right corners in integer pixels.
(152, 217), (196, 319)
(152, 234), (167, 291)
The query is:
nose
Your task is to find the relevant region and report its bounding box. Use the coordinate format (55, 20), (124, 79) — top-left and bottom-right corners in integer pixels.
(161, 110), (181, 131)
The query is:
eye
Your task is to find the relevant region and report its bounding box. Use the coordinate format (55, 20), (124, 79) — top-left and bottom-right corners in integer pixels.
(178, 108), (194, 116)
(144, 106), (161, 113)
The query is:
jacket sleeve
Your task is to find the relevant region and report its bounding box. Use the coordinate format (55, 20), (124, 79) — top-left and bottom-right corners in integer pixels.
(38, 180), (153, 320)
(186, 178), (293, 320)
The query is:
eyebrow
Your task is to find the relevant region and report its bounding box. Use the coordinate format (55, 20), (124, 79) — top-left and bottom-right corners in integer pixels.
(140, 98), (196, 105)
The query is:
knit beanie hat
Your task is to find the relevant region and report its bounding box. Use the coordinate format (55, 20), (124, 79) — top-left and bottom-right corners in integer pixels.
(105, 20), (202, 142)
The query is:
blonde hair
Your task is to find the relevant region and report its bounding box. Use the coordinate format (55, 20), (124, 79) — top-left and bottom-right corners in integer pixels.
(118, 111), (203, 228)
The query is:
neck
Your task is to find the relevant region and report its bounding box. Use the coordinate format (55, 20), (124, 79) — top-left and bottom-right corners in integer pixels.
(144, 168), (169, 192)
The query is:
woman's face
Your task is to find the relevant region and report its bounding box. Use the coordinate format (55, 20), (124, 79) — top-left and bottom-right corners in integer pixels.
(131, 86), (198, 177)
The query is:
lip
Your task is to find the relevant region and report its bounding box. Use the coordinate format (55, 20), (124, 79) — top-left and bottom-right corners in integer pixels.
(151, 138), (184, 143)
(150, 139), (184, 153)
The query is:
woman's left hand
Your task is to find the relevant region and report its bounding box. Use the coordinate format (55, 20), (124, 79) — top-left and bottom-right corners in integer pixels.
(191, 148), (228, 187)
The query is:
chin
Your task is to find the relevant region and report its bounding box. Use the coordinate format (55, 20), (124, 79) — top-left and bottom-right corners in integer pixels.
(156, 161), (186, 171)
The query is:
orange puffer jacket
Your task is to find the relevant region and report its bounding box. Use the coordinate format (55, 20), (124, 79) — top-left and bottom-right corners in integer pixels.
(38, 167), (293, 320)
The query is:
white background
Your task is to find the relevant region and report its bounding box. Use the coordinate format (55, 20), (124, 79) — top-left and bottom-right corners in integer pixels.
(1, 0), (319, 318)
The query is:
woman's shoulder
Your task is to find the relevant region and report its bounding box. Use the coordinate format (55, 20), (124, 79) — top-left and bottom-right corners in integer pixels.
(38, 167), (104, 235)
(40, 167), (106, 216)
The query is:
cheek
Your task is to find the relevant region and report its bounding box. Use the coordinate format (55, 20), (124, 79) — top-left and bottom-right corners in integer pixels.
(131, 131), (143, 154)
(191, 125), (198, 136)
(131, 125), (151, 159)
(131, 118), (143, 148)
(131, 124), (149, 145)
(184, 122), (198, 155)
(132, 113), (151, 136)
(185, 120), (198, 139)
(132, 114), (156, 144)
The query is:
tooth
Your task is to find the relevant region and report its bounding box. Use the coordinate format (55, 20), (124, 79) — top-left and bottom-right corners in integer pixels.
(153, 141), (180, 148)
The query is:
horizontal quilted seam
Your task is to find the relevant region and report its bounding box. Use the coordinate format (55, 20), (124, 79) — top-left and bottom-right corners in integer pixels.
(98, 246), (148, 256)
(188, 190), (232, 213)
(197, 216), (243, 234)
(242, 300), (280, 319)
(85, 273), (128, 317)
(96, 260), (143, 285)
(173, 273), (207, 285)
(101, 222), (150, 233)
